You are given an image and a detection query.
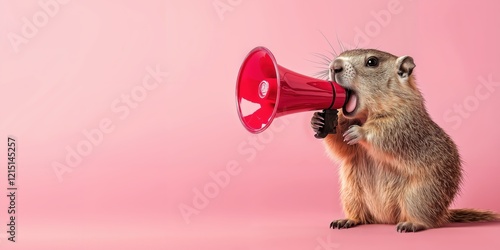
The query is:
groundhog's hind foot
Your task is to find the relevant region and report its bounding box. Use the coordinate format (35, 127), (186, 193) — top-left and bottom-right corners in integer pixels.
(330, 219), (360, 229)
(396, 222), (426, 233)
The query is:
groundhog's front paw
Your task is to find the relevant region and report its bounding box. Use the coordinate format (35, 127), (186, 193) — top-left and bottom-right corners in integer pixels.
(330, 219), (359, 229)
(310, 112), (325, 134)
(343, 125), (365, 145)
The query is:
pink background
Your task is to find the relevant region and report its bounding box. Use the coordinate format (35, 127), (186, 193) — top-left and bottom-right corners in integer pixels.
(1, 0), (500, 249)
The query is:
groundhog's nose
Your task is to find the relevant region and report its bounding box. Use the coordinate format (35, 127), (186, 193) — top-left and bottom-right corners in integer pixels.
(332, 59), (343, 73)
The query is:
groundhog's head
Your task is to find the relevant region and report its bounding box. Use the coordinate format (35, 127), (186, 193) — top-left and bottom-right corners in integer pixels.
(329, 49), (417, 119)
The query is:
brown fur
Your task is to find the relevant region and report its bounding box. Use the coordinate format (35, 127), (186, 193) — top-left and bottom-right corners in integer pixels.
(449, 209), (500, 223)
(314, 49), (499, 232)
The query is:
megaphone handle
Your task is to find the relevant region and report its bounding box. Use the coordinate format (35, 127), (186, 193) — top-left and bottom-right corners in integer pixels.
(314, 109), (338, 139)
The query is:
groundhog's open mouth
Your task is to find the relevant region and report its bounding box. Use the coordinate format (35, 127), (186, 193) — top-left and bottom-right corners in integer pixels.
(343, 90), (358, 116)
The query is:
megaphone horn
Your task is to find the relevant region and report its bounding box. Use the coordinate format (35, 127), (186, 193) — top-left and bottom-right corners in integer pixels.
(236, 47), (348, 138)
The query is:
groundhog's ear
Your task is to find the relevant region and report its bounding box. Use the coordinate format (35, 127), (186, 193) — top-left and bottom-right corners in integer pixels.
(396, 56), (415, 79)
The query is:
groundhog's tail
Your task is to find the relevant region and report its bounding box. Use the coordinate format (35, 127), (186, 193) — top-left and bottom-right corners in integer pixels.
(449, 209), (500, 223)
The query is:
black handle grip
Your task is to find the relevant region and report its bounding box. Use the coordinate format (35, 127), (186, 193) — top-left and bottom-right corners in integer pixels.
(314, 109), (339, 139)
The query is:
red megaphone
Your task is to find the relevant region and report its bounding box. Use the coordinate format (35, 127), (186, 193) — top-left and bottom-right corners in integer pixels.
(236, 47), (348, 137)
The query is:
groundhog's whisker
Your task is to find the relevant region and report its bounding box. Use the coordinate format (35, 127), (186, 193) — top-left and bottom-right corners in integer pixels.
(310, 52), (332, 65)
(336, 35), (346, 53)
(319, 30), (338, 58)
(305, 59), (329, 67)
(325, 49), (337, 61)
(313, 69), (330, 80)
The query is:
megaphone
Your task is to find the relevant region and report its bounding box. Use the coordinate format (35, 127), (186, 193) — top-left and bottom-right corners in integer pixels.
(235, 46), (348, 138)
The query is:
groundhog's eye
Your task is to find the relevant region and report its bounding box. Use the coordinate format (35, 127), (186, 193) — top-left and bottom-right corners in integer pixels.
(366, 57), (379, 67)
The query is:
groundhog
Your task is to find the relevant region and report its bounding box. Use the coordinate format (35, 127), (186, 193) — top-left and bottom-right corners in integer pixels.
(310, 49), (499, 232)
